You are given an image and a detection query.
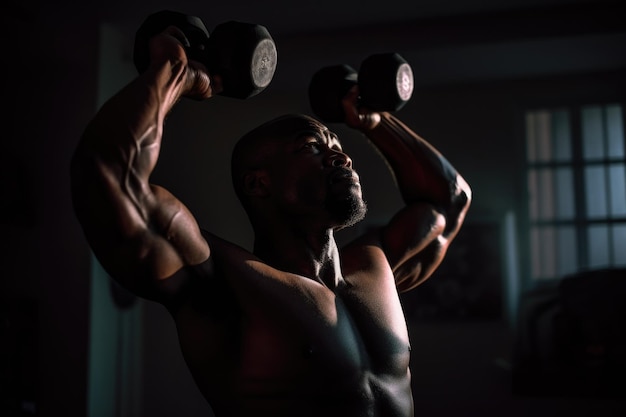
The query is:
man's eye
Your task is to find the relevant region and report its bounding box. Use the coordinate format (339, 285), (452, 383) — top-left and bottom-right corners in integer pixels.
(303, 142), (320, 150)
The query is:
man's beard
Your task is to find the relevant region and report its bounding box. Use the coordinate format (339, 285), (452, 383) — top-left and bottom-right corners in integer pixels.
(326, 192), (367, 229)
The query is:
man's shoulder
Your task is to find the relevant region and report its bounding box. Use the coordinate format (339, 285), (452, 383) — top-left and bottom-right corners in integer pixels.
(340, 226), (385, 259)
(340, 226), (394, 279)
(200, 229), (254, 258)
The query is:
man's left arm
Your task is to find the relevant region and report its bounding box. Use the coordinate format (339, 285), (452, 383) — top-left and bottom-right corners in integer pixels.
(344, 92), (472, 292)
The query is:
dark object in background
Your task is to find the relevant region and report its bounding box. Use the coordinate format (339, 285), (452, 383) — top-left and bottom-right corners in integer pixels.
(513, 267), (626, 398)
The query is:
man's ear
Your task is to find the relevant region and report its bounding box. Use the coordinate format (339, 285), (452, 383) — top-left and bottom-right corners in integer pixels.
(243, 170), (270, 197)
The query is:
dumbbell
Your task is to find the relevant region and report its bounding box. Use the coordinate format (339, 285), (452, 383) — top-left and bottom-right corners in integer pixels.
(133, 10), (278, 99)
(308, 53), (414, 122)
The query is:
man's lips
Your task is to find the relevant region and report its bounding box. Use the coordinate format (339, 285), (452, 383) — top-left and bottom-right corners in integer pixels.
(329, 169), (360, 185)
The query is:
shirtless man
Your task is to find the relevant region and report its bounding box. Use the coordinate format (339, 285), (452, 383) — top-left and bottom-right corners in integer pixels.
(70, 24), (471, 417)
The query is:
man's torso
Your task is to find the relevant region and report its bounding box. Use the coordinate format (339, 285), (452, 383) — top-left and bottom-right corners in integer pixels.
(167, 233), (413, 417)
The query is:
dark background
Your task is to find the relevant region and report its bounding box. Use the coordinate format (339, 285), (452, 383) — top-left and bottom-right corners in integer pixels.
(2, 0), (626, 416)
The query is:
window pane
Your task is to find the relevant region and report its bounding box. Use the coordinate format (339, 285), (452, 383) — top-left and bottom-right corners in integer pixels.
(530, 227), (541, 279)
(609, 163), (626, 217)
(612, 224), (626, 267)
(587, 225), (610, 269)
(552, 110), (572, 161)
(531, 226), (557, 279)
(527, 168), (557, 221)
(555, 167), (575, 220)
(528, 169), (539, 220)
(538, 168), (555, 220)
(526, 112), (538, 162)
(582, 105), (605, 160)
(541, 227), (557, 279)
(527, 111), (552, 162)
(606, 104), (624, 158)
(585, 166), (608, 218)
(557, 226), (578, 277)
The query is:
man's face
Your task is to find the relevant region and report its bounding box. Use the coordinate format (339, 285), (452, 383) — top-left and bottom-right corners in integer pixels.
(266, 117), (367, 229)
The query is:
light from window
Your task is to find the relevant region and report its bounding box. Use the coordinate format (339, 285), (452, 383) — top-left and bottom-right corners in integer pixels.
(526, 103), (626, 281)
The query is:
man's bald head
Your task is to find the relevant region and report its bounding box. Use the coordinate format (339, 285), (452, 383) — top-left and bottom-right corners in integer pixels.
(230, 114), (325, 206)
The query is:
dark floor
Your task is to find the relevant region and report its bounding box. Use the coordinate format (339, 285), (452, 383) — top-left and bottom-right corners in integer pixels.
(408, 320), (626, 417)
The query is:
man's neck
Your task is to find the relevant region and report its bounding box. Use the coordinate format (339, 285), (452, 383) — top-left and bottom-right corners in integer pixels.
(253, 227), (343, 289)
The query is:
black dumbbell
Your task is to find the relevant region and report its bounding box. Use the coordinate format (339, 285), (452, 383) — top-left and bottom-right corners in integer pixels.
(133, 10), (278, 99)
(308, 53), (414, 122)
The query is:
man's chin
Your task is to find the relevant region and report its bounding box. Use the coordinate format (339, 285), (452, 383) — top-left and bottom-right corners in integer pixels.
(328, 196), (368, 229)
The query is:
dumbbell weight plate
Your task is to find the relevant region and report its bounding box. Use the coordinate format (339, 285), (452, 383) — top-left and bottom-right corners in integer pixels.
(396, 62), (414, 102)
(208, 21), (278, 99)
(250, 38), (277, 90)
(358, 53), (414, 112)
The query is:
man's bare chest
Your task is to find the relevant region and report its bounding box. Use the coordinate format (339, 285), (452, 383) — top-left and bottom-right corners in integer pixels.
(235, 273), (411, 378)
(173, 268), (413, 416)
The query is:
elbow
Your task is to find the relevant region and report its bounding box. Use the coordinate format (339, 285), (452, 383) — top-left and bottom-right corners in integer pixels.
(451, 174), (472, 217)
(440, 176), (471, 237)
(461, 176), (472, 207)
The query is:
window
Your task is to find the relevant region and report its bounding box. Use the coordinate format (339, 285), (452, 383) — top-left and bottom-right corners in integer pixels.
(526, 103), (626, 281)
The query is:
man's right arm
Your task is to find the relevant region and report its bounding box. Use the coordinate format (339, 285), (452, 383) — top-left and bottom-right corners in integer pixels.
(71, 27), (216, 299)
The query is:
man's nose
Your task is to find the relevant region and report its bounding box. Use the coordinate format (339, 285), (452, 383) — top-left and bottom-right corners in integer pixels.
(327, 150), (352, 168)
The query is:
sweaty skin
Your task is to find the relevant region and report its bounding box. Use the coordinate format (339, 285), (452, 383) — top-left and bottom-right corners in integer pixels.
(70, 26), (471, 417)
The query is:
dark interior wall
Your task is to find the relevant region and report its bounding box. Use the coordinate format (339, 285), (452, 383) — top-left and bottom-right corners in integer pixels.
(33, 18), (98, 417)
(2, 9), (100, 417)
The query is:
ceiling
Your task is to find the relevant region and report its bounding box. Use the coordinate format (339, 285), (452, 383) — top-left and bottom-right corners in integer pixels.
(29, 0), (614, 37)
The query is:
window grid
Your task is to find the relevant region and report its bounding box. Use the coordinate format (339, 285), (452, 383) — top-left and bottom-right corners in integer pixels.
(526, 103), (626, 281)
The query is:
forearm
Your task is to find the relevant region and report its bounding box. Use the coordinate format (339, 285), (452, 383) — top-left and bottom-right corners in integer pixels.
(75, 59), (187, 177)
(362, 113), (471, 231)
